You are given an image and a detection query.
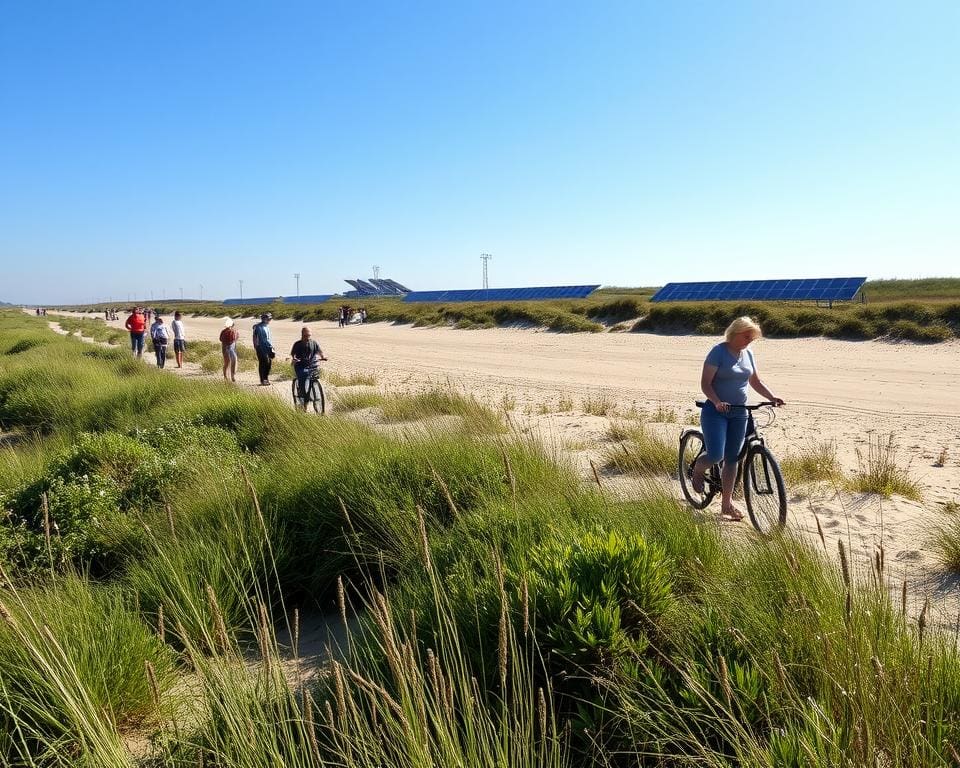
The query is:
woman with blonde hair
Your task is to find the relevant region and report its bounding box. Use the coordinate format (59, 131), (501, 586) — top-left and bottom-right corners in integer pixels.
(691, 316), (784, 521)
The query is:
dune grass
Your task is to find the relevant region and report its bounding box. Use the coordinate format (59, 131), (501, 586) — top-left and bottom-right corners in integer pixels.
(931, 502), (960, 573)
(847, 434), (923, 500)
(602, 421), (676, 477)
(2, 310), (960, 766)
(780, 440), (843, 487)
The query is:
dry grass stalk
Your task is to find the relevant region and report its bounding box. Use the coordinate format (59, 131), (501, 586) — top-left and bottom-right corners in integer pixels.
(813, 511), (827, 550)
(498, 598), (509, 691)
(589, 459), (603, 489)
(429, 463), (460, 519)
(773, 651), (788, 689)
(919, 597), (930, 644)
(416, 505), (432, 572)
(293, 606), (300, 658)
(204, 583), (230, 652)
(538, 686), (547, 742)
(717, 654), (733, 708)
(935, 446), (949, 468)
(145, 660), (161, 710)
(838, 539), (851, 588)
(902, 580), (908, 620)
(871, 655), (884, 680)
(303, 690), (321, 760)
(337, 576), (347, 629)
(157, 603), (165, 644)
(165, 503), (176, 541)
(332, 660), (348, 719)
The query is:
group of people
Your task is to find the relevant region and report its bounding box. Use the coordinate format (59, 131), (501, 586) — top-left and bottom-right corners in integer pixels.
(216, 312), (277, 384)
(337, 305), (367, 327)
(120, 303), (781, 519)
(217, 312), (326, 400)
(104, 309), (118, 321)
(34, 307), (47, 316)
(123, 307), (186, 369)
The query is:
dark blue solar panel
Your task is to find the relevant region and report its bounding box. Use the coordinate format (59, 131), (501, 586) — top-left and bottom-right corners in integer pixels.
(403, 285), (600, 303)
(283, 294), (334, 304)
(650, 278), (866, 303)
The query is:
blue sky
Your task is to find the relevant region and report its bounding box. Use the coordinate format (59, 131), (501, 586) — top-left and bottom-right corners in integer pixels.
(1, 1), (957, 303)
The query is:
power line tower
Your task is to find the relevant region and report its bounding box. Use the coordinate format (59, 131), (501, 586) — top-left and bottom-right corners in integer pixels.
(372, 265), (380, 280)
(480, 253), (493, 289)
(294, 273), (301, 297)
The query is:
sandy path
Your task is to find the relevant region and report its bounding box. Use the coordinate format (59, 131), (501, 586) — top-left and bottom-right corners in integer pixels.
(54, 311), (960, 625)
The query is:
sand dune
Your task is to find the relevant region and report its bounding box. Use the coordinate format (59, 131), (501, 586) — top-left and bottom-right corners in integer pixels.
(57, 311), (960, 624)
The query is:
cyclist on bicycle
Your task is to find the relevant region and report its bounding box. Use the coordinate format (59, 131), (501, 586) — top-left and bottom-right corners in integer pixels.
(290, 326), (327, 409)
(691, 316), (784, 521)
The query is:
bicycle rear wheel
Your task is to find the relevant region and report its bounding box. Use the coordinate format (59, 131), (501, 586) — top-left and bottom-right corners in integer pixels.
(743, 445), (787, 534)
(678, 430), (716, 510)
(307, 379), (325, 414)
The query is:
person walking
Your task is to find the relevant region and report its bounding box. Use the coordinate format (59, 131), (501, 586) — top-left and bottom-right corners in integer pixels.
(219, 318), (239, 382)
(150, 314), (169, 369)
(338, 306), (345, 328)
(124, 307), (147, 358)
(171, 311), (187, 368)
(252, 312), (275, 385)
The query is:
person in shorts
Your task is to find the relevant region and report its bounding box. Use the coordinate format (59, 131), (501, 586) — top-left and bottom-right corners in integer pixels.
(171, 311), (187, 368)
(124, 307), (147, 358)
(219, 317), (239, 382)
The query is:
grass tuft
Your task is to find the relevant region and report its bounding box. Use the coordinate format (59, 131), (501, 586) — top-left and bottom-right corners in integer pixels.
(847, 434), (922, 500)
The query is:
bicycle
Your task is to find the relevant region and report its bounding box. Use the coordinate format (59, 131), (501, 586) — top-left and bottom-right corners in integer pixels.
(292, 369), (326, 414)
(678, 401), (787, 534)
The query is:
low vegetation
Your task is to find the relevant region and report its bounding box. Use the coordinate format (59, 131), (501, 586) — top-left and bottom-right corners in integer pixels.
(931, 501), (960, 573)
(602, 421), (676, 477)
(780, 440), (843, 487)
(2, 311), (959, 767)
(847, 434), (923, 500)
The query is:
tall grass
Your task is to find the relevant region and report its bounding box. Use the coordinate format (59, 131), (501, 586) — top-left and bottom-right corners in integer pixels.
(848, 434), (923, 499)
(3, 311), (960, 766)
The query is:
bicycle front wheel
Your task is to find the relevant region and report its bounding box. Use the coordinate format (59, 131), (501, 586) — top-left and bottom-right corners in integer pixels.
(743, 445), (787, 534)
(291, 379), (303, 408)
(678, 430), (715, 510)
(308, 379), (325, 414)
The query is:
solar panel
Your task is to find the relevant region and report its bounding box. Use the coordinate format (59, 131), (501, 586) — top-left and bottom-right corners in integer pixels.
(283, 294), (334, 304)
(403, 285), (600, 303)
(650, 277), (866, 303)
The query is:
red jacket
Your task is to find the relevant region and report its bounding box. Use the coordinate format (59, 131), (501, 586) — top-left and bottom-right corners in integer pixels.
(125, 313), (146, 333)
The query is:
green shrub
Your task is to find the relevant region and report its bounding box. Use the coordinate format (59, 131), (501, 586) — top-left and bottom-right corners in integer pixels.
(0, 576), (174, 763)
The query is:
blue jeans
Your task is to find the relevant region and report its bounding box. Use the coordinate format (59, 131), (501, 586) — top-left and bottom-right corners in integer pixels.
(295, 365), (317, 403)
(700, 401), (749, 464)
(130, 331), (145, 355)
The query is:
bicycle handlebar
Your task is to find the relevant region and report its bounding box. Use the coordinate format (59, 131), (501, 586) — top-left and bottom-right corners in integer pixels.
(695, 400), (780, 410)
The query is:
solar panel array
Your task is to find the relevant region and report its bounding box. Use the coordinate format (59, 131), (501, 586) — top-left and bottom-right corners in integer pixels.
(283, 294), (334, 304)
(403, 285), (600, 303)
(650, 277), (866, 303)
(344, 278), (411, 297)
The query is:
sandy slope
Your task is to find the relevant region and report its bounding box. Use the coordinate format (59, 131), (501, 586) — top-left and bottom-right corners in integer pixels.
(55, 311), (960, 625)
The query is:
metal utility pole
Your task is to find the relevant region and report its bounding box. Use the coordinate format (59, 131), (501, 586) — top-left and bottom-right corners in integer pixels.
(294, 273), (300, 297)
(372, 265), (380, 280)
(239, 280), (244, 300)
(480, 253), (493, 290)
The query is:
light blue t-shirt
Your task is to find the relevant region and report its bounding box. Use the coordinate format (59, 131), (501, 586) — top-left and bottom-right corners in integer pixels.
(705, 343), (755, 406)
(253, 322), (274, 353)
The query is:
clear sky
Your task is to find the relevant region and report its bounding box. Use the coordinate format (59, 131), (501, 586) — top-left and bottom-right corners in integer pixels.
(1, 1), (957, 304)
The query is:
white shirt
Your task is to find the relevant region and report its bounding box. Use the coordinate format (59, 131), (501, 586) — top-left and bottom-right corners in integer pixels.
(171, 319), (185, 340)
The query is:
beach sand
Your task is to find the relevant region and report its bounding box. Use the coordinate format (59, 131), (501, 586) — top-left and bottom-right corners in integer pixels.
(56, 311), (960, 626)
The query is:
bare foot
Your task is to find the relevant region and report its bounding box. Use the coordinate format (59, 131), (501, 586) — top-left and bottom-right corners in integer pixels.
(720, 507), (744, 522)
